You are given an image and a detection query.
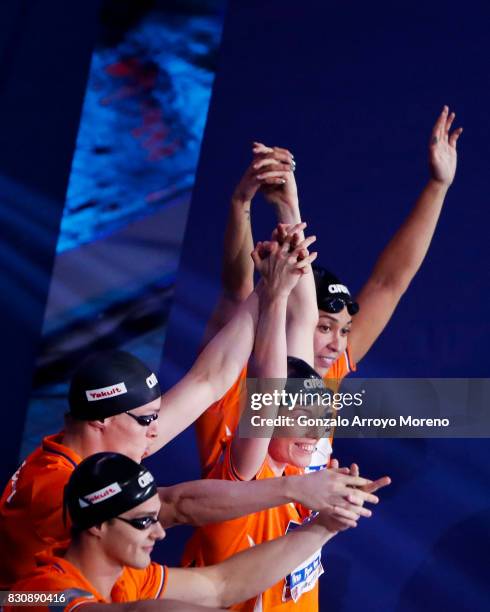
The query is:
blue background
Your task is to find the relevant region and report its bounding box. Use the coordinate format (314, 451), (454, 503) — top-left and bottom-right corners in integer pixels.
(0, 1), (488, 610)
(158, 1), (490, 611)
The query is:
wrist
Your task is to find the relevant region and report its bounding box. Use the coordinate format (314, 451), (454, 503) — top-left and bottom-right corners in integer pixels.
(258, 285), (290, 305)
(231, 194), (253, 209)
(303, 521), (336, 545)
(273, 201), (301, 224)
(427, 177), (451, 194)
(281, 474), (298, 504)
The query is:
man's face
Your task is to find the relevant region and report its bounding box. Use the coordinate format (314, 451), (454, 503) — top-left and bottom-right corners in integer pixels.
(313, 307), (352, 375)
(99, 494), (164, 569)
(101, 398), (161, 462)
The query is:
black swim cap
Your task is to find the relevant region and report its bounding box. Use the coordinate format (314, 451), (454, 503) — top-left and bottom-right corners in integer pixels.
(313, 265), (359, 316)
(285, 356), (332, 400)
(68, 350), (161, 420)
(64, 452), (158, 530)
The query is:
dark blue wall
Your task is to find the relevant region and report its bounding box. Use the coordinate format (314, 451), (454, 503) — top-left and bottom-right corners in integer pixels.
(0, 1), (99, 485)
(158, 1), (490, 610)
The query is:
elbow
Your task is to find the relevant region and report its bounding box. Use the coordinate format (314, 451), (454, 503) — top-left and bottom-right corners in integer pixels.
(222, 282), (254, 304)
(215, 576), (234, 609)
(168, 496), (206, 527)
(176, 500), (208, 527)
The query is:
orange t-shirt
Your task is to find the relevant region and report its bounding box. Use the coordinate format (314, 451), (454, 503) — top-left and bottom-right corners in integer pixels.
(4, 550), (167, 612)
(0, 433), (79, 589)
(182, 442), (321, 611)
(195, 348), (356, 475)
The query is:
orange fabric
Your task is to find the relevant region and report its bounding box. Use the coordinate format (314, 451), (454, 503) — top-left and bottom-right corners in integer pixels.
(182, 442), (319, 611)
(0, 433), (80, 589)
(188, 348), (357, 610)
(5, 550), (167, 612)
(323, 345), (356, 451)
(323, 345), (356, 391)
(195, 365), (248, 476)
(196, 347), (356, 475)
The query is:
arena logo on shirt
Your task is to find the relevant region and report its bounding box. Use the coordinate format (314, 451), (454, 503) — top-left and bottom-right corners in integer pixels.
(85, 382), (128, 401)
(80, 482), (122, 506)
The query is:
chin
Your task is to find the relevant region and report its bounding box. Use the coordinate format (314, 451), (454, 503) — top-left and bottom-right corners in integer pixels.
(314, 361), (328, 377)
(131, 553), (152, 569)
(289, 450), (314, 468)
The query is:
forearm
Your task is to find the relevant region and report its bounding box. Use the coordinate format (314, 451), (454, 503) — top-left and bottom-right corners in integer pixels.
(274, 201), (318, 362)
(192, 290), (260, 398)
(201, 198), (255, 346)
(232, 291), (289, 479)
(369, 179), (449, 292)
(155, 291), (260, 448)
(253, 289), (288, 379)
(222, 197), (255, 300)
(158, 477), (291, 527)
(212, 522), (334, 608)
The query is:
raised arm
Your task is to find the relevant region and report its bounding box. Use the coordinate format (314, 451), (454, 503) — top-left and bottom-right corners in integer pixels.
(204, 149), (299, 343)
(231, 236), (317, 480)
(152, 289), (259, 449)
(202, 164), (257, 343)
(349, 106), (463, 363)
(151, 235), (314, 451)
(253, 142), (318, 365)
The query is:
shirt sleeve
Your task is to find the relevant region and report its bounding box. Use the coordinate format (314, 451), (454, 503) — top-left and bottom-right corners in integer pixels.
(30, 467), (72, 545)
(131, 563), (167, 600)
(209, 438), (267, 483)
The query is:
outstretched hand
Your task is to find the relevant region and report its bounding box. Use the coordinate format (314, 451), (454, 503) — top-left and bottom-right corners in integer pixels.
(429, 105), (463, 186)
(315, 459), (391, 532)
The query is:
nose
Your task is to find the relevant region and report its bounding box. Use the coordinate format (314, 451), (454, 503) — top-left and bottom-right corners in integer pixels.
(152, 521), (165, 541)
(146, 418), (159, 439)
(327, 331), (341, 352)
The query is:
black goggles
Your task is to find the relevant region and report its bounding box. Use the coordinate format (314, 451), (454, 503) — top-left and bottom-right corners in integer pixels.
(321, 297), (359, 316)
(115, 515), (159, 530)
(125, 411), (159, 426)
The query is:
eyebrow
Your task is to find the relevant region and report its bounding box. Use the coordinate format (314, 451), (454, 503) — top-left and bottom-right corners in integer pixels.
(318, 315), (352, 327)
(129, 511), (158, 518)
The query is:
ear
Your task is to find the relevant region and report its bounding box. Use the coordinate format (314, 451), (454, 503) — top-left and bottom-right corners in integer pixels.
(87, 417), (112, 432)
(87, 523), (105, 539)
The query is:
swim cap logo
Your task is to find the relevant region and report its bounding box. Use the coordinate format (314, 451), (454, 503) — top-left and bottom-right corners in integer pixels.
(146, 373), (158, 389)
(138, 472), (154, 488)
(328, 283), (350, 295)
(81, 482), (122, 506)
(85, 382), (128, 402)
(304, 378), (326, 389)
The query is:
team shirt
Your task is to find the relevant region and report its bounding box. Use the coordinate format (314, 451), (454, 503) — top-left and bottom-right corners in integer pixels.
(5, 550), (167, 612)
(0, 434), (79, 589)
(182, 442), (319, 611)
(187, 348), (356, 610)
(195, 348), (355, 475)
